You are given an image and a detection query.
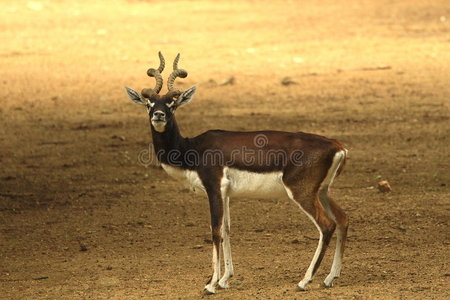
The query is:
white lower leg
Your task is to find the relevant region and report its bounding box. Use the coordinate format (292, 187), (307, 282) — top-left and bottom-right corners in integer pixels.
(219, 197), (233, 288)
(298, 231), (323, 290)
(204, 244), (221, 294)
(219, 237), (233, 288)
(324, 229), (343, 287)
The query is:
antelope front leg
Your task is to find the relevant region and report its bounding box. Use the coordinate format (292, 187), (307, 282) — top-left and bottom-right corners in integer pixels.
(219, 196), (233, 289)
(204, 192), (223, 294)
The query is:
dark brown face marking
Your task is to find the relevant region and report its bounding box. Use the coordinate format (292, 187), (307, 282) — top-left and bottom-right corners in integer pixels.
(147, 95), (175, 120)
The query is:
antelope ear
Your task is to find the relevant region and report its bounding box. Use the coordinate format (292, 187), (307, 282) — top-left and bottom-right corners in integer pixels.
(175, 86), (196, 107)
(125, 87), (146, 105)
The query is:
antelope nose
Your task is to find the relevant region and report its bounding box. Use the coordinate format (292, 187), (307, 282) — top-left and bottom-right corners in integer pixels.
(154, 111), (165, 119)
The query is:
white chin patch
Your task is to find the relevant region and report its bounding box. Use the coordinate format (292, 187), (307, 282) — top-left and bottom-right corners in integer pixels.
(151, 121), (166, 133)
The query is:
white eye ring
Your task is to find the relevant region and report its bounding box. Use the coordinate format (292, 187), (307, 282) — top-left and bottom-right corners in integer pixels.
(166, 101), (175, 108)
(148, 101), (155, 108)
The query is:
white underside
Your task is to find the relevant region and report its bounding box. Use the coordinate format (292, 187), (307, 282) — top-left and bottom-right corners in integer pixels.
(161, 163), (206, 193)
(160, 164), (288, 199)
(225, 167), (288, 199)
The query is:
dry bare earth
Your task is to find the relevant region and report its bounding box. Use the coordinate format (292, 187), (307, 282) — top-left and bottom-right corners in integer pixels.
(0, 0), (449, 299)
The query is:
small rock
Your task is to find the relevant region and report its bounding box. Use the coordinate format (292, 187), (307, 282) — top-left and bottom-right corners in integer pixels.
(111, 135), (125, 141)
(78, 241), (88, 252)
(219, 76), (235, 86)
(378, 180), (392, 193)
(281, 77), (298, 86)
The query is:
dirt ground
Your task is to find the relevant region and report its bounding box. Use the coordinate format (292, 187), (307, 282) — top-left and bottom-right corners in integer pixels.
(1, 0), (449, 299)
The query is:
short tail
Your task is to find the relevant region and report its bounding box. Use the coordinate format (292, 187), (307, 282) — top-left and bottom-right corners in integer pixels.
(335, 148), (348, 177)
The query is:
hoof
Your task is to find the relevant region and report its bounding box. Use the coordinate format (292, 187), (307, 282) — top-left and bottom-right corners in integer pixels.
(298, 279), (312, 291)
(324, 274), (338, 288)
(298, 286), (307, 291)
(204, 285), (216, 295)
(218, 281), (229, 289)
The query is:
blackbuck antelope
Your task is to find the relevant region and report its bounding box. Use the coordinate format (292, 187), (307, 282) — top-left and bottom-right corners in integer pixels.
(125, 52), (349, 294)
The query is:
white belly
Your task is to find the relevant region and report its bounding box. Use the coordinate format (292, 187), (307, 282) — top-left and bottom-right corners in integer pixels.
(160, 164), (288, 199)
(225, 167), (288, 199)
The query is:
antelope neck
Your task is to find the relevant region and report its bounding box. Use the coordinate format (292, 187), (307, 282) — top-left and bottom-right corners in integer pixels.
(151, 117), (188, 164)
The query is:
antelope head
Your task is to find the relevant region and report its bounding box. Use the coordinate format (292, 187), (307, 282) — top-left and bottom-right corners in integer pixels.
(125, 52), (196, 133)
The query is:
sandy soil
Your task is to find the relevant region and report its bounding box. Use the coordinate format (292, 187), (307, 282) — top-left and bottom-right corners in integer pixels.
(1, 0), (449, 299)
